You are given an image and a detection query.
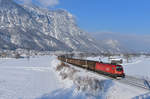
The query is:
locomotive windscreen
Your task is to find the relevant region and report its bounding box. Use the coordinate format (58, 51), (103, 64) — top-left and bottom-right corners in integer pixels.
(116, 66), (123, 71)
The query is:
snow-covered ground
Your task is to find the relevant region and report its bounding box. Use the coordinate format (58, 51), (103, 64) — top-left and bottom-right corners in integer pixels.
(0, 56), (62, 99)
(0, 55), (149, 99)
(87, 55), (150, 79)
(123, 56), (150, 79)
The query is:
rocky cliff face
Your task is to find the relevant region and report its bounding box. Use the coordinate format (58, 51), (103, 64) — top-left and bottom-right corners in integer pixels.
(0, 0), (106, 52)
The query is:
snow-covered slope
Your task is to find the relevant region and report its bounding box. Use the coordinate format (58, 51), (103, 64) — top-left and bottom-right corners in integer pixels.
(0, 0), (105, 52)
(50, 61), (150, 99)
(0, 55), (149, 99)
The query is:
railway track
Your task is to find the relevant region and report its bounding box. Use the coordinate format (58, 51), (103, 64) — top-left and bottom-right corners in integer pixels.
(64, 62), (150, 91)
(117, 76), (150, 91)
(58, 56), (150, 91)
(91, 70), (150, 91)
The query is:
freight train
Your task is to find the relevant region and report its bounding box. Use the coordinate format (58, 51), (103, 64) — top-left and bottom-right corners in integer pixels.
(58, 56), (125, 79)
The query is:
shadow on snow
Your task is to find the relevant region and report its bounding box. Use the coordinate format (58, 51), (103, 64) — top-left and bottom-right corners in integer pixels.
(132, 92), (150, 99)
(37, 79), (113, 99)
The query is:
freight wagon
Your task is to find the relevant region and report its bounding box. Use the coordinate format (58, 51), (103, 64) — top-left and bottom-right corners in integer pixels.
(58, 56), (125, 78)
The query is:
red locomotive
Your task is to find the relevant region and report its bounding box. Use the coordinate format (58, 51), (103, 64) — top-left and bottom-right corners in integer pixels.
(58, 56), (125, 78)
(95, 62), (125, 78)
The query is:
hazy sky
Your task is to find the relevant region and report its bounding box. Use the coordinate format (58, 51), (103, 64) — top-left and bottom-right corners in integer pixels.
(15, 0), (150, 35)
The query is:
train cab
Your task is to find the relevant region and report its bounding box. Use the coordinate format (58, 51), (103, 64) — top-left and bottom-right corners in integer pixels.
(114, 65), (125, 78)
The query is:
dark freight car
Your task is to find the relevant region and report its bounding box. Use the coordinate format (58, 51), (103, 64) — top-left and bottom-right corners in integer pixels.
(58, 56), (125, 78)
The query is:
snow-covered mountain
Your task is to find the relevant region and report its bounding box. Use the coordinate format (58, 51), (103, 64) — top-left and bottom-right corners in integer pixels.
(91, 32), (150, 53)
(0, 0), (107, 52)
(100, 39), (124, 53)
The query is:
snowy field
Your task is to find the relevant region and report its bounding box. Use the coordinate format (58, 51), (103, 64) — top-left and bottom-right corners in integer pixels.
(0, 56), (62, 99)
(123, 56), (150, 79)
(0, 55), (149, 99)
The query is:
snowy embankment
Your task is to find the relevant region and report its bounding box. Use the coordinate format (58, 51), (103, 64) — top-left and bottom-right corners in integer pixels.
(40, 56), (149, 99)
(87, 56), (150, 79)
(0, 55), (149, 99)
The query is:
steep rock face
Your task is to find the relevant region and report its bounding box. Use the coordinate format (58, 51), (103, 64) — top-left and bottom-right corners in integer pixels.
(23, 6), (103, 52)
(0, 0), (105, 52)
(0, 0), (71, 51)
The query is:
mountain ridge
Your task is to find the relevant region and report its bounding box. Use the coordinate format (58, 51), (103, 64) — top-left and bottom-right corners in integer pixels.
(0, 0), (121, 53)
